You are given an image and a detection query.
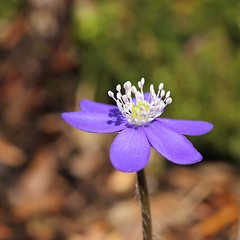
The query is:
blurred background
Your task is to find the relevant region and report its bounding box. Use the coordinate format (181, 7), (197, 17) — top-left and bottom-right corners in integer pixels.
(0, 0), (240, 239)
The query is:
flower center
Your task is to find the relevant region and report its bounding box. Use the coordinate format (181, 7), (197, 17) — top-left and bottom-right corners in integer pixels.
(108, 78), (172, 126)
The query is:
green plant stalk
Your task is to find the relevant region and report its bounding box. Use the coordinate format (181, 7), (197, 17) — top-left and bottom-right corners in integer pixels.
(137, 169), (152, 240)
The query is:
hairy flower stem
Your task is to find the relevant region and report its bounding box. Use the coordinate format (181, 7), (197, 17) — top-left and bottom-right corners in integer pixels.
(137, 169), (152, 240)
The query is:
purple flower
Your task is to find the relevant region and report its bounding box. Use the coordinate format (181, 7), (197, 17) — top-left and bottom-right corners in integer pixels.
(62, 78), (213, 172)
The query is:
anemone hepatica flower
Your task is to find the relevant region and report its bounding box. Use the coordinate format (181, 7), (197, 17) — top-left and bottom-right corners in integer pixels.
(62, 78), (213, 172)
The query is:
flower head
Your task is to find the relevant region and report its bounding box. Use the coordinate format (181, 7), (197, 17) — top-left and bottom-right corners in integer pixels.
(62, 78), (213, 172)
(108, 78), (172, 126)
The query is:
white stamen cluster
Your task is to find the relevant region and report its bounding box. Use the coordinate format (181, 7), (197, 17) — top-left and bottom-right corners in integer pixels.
(108, 78), (172, 126)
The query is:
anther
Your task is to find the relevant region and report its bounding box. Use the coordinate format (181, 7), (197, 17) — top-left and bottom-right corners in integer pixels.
(165, 91), (170, 99)
(116, 84), (121, 92)
(124, 81), (131, 91)
(166, 98), (172, 105)
(150, 84), (155, 95)
(160, 90), (165, 98)
(108, 91), (115, 99)
(159, 83), (164, 90)
(131, 86), (137, 94)
(116, 92), (122, 100)
(140, 77), (145, 85)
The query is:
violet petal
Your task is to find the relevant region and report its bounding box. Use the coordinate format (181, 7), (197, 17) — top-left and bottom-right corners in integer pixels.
(144, 121), (202, 164)
(80, 99), (118, 113)
(157, 118), (213, 136)
(61, 111), (127, 133)
(110, 127), (150, 172)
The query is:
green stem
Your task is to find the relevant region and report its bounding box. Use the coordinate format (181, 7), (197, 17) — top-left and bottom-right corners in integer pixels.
(137, 169), (152, 240)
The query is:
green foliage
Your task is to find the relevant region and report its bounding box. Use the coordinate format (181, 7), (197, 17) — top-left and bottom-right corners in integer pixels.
(0, 0), (21, 19)
(72, 0), (240, 163)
